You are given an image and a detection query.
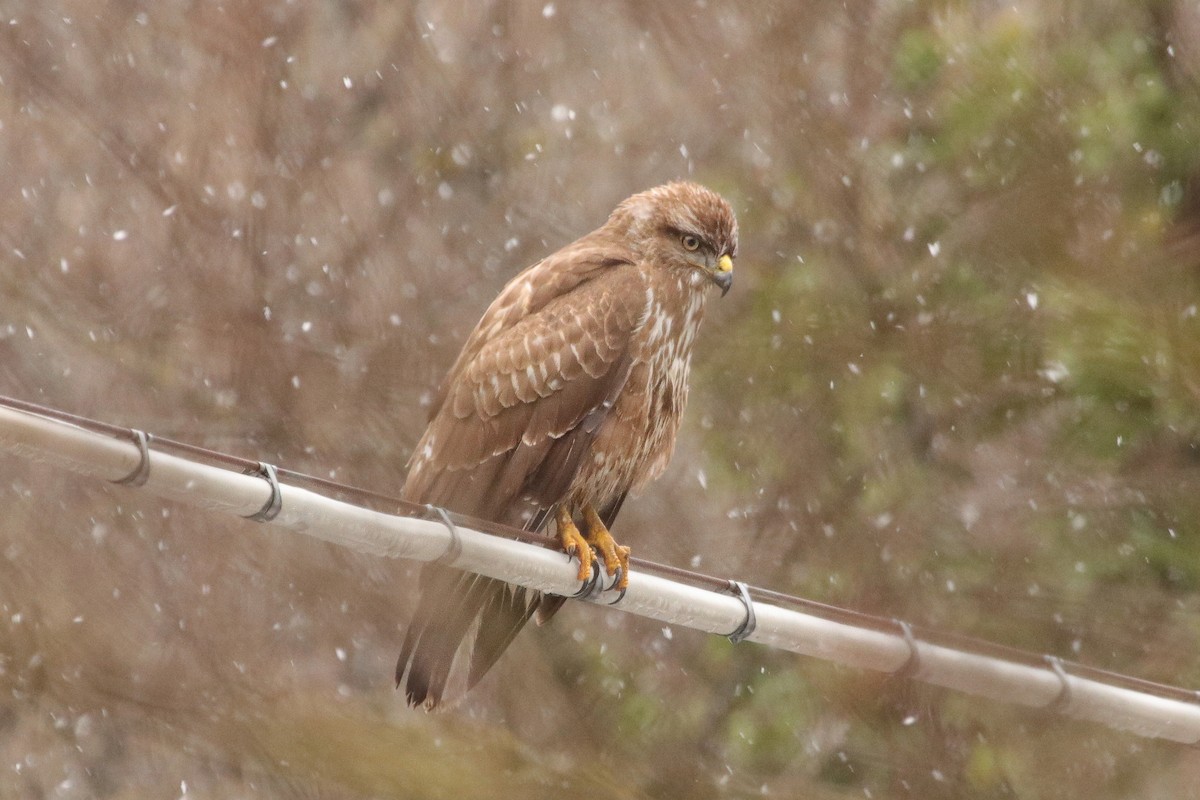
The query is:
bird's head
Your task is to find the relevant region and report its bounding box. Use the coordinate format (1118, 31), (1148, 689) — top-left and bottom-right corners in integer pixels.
(612, 181), (739, 296)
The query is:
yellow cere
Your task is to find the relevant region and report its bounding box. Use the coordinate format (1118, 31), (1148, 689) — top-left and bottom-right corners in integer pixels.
(718, 254), (733, 273)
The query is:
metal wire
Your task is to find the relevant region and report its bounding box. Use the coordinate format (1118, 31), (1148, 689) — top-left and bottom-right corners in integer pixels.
(2, 394), (1199, 725)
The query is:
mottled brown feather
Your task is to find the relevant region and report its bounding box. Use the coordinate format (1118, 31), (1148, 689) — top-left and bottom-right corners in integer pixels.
(397, 182), (738, 709)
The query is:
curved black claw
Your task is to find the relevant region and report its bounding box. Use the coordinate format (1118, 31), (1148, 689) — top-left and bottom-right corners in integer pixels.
(572, 559), (604, 600)
(607, 583), (627, 606)
(607, 564), (624, 591)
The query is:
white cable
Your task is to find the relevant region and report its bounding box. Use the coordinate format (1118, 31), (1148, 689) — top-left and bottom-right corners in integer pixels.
(1, 403), (1198, 744)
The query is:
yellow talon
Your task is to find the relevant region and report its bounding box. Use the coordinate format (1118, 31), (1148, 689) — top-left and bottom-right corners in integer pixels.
(556, 506), (593, 582)
(582, 505), (631, 590)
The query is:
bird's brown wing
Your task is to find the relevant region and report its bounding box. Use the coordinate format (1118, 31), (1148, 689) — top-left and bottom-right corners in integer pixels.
(397, 256), (647, 709)
(422, 235), (640, 432)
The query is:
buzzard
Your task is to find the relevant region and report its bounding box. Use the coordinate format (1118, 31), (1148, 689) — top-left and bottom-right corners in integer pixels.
(397, 181), (738, 709)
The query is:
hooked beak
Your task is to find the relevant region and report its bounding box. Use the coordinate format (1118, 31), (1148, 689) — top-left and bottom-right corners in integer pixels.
(710, 254), (734, 296)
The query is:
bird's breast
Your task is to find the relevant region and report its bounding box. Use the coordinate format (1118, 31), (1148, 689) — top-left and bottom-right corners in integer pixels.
(570, 280), (709, 505)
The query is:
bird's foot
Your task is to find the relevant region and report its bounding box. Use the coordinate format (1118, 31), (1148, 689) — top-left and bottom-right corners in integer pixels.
(582, 505), (631, 590)
(556, 505), (594, 582)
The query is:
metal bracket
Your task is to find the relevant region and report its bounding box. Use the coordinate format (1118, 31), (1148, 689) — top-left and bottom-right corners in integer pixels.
(726, 580), (757, 644)
(1044, 655), (1073, 712)
(891, 619), (922, 680)
(113, 429), (152, 487)
(243, 462), (282, 522)
(426, 504), (461, 565)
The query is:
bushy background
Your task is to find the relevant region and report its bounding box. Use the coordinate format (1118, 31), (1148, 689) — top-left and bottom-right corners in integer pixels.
(2, 1), (1200, 797)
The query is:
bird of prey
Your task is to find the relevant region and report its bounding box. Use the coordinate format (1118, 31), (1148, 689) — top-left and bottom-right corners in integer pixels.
(396, 181), (738, 709)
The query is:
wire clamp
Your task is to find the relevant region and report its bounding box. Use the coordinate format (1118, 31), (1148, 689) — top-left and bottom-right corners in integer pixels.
(426, 504), (461, 565)
(113, 429), (152, 487)
(573, 560), (604, 600)
(892, 619), (922, 679)
(1044, 655), (1072, 712)
(726, 580), (757, 644)
(243, 462), (282, 522)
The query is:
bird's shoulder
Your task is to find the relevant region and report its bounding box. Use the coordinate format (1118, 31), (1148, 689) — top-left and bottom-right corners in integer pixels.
(474, 232), (641, 343)
(429, 233), (647, 420)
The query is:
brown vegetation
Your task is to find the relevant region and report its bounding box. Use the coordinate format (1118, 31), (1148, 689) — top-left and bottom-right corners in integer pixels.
(2, 1), (1200, 797)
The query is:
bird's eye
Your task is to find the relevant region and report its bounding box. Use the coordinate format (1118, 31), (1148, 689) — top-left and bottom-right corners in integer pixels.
(681, 234), (701, 252)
